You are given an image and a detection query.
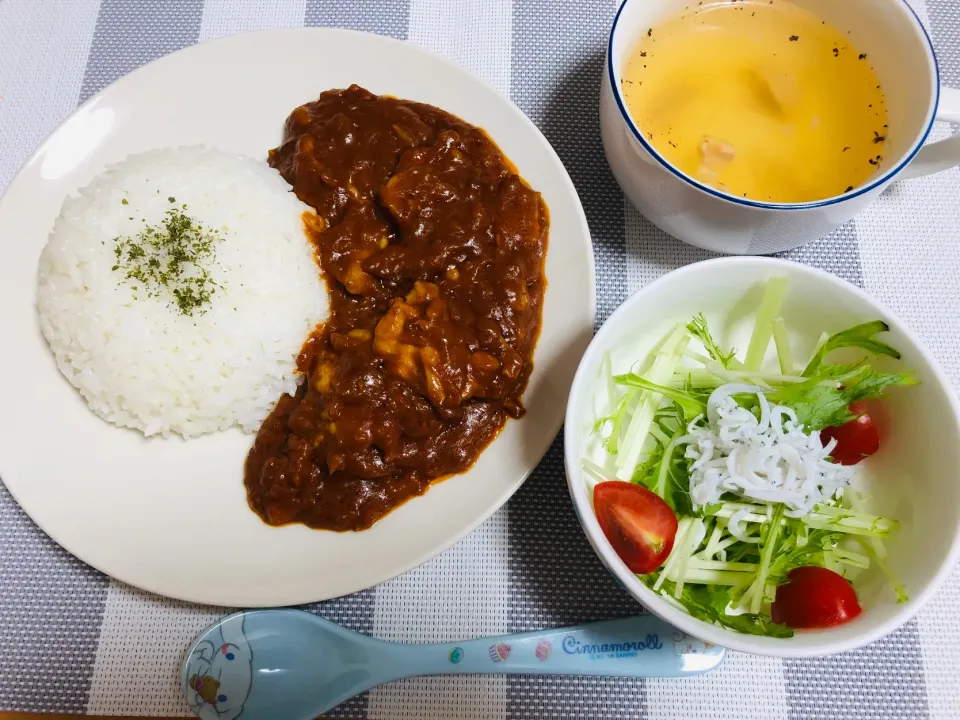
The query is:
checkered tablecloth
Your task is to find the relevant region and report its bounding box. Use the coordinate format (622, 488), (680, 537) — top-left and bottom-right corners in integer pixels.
(2, 0), (960, 717)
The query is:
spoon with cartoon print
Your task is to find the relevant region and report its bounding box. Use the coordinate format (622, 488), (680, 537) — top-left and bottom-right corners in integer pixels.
(182, 609), (724, 719)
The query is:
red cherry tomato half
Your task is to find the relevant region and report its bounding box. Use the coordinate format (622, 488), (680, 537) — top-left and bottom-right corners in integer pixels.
(771, 566), (863, 629)
(593, 482), (678, 575)
(820, 401), (880, 466)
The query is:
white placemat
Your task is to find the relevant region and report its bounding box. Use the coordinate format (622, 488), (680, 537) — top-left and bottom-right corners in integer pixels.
(1, 1), (958, 717)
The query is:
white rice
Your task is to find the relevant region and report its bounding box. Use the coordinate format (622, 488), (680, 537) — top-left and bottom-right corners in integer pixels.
(36, 147), (328, 438)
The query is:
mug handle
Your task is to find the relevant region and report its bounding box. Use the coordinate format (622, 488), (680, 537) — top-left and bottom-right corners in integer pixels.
(901, 86), (960, 180)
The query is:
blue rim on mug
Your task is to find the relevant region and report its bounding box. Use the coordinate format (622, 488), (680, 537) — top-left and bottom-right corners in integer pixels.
(606, 0), (942, 211)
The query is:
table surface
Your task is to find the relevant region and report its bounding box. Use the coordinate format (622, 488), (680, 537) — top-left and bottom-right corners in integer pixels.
(0, 715), (179, 720)
(2, 0), (960, 718)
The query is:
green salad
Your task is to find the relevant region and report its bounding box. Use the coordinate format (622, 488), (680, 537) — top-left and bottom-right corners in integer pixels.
(584, 277), (916, 637)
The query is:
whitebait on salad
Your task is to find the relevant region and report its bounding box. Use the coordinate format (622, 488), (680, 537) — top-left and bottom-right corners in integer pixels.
(584, 277), (915, 637)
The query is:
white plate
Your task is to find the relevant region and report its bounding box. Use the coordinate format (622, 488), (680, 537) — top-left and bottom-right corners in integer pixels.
(0, 28), (596, 607)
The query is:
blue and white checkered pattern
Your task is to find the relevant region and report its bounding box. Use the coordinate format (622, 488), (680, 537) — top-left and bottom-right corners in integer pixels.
(1, 0), (959, 716)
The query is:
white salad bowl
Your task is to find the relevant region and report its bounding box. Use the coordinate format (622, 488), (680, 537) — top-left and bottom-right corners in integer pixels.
(564, 257), (960, 657)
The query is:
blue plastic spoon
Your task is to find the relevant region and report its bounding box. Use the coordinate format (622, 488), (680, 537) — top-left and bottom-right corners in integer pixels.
(182, 609), (724, 719)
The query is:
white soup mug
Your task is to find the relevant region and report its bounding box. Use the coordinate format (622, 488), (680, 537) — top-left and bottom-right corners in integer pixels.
(600, 0), (960, 255)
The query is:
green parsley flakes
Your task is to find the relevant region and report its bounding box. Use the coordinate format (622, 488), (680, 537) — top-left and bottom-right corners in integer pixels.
(111, 203), (223, 316)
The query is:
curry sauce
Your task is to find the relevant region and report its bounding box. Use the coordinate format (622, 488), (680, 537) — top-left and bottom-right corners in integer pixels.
(244, 86), (548, 531)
